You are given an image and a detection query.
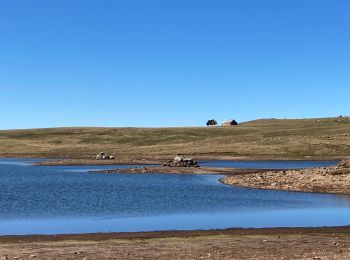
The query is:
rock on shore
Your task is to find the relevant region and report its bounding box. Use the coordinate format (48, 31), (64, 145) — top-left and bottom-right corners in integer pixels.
(162, 156), (199, 167)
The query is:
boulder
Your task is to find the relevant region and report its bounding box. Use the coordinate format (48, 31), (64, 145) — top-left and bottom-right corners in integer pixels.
(96, 152), (115, 160)
(173, 156), (183, 162)
(163, 156), (199, 167)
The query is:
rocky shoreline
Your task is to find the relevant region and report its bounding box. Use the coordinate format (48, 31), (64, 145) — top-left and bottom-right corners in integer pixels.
(222, 159), (350, 195)
(36, 157), (350, 196)
(91, 159), (350, 196)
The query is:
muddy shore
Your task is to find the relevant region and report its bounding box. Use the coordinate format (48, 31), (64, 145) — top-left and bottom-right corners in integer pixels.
(1, 226), (350, 259)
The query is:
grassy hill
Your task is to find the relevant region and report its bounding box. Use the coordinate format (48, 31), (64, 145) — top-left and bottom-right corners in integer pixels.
(0, 117), (349, 160)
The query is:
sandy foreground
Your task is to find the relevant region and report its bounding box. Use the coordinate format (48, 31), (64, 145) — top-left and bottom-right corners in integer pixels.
(1, 227), (350, 260)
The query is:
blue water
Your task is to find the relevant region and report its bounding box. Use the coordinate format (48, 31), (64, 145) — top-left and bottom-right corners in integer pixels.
(200, 160), (339, 169)
(0, 158), (349, 235)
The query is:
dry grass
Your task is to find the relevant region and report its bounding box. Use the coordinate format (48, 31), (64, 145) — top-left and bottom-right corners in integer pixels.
(0, 117), (349, 159)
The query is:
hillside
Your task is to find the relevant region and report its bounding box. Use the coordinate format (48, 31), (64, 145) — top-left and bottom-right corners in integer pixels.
(0, 117), (349, 160)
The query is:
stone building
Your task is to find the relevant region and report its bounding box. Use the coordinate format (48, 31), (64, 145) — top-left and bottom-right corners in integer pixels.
(221, 119), (238, 126)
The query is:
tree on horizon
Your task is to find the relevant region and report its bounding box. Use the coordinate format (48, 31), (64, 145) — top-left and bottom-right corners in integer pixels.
(206, 119), (218, 127)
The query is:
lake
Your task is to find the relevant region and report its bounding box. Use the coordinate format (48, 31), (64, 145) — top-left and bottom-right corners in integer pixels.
(0, 158), (349, 235)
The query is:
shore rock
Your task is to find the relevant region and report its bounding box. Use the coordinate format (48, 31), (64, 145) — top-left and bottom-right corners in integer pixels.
(96, 152), (115, 160)
(162, 156), (199, 167)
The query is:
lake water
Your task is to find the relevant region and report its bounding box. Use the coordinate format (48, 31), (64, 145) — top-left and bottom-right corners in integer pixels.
(200, 160), (339, 169)
(0, 158), (349, 235)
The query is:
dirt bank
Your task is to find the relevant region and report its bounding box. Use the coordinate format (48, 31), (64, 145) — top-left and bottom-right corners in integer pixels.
(222, 160), (350, 195)
(1, 226), (350, 259)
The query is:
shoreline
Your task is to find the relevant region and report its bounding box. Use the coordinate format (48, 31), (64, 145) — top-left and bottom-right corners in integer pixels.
(1, 226), (350, 259)
(32, 157), (341, 167)
(89, 160), (350, 196)
(1, 225), (350, 242)
(33, 158), (350, 196)
(219, 177), (350, 196)
(34, 158), (161, 166)
(221, 160), (350, 196)
(2, 155), (348, 196)
(1, 155), (342, 166)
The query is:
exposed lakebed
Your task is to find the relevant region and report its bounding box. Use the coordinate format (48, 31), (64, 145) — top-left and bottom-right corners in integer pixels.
(0, 158), (349, 235)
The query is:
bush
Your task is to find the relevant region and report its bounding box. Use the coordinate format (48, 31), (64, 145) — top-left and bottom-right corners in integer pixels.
(206, 119), (218, 126)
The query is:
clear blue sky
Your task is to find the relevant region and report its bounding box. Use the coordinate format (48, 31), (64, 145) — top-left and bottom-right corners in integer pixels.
(0, 0), (349, 129)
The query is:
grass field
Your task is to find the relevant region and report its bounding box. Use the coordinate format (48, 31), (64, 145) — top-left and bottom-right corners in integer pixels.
(0, 117), (349, 160)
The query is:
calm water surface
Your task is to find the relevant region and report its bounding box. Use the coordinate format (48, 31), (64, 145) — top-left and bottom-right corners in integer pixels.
(200, 160), (339, 169)
(0, 159), (348, 235)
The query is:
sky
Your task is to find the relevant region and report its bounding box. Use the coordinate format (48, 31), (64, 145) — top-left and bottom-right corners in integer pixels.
(0, 0), (349, 129)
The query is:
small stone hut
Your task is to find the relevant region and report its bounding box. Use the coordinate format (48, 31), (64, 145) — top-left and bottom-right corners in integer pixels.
(221, 119), (238, 127)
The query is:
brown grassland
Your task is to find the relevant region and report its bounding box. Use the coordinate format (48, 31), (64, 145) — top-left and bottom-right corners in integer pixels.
(0, 117), (349, 160)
